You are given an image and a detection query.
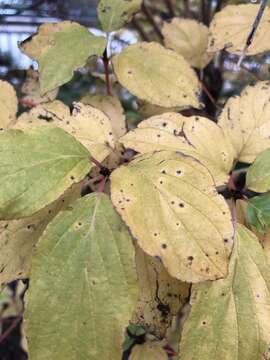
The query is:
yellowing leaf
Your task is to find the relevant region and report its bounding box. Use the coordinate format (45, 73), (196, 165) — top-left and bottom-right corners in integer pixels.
(180, 224), (270, 360)
(98, 0), (142, 32)
(20, 21), (106, 94)
(0, 184), (81, 286)
(130, 342), (167, 360)
(25, 193), (138, 359)
(162, 18), (213, 69)
(218, 81), (270, 163)
(246, 148), (270, 193)
(208, 4), (270, 55)
(121, 112), (234, 186)
(21, 68), (58, 105)
(0, 80), (18, 128)
(0, 126), (91, 219)
(112, 42), (200, 108)
(133, 245), (189, 338)
(15, 101), (116, 163)
(81, 94), (126, 139)
(111, 151), (233, 282)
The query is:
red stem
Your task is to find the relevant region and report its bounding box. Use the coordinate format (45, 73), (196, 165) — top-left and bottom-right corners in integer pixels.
(102, 48), (112, 96)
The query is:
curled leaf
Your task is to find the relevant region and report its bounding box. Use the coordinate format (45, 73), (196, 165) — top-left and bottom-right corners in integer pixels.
(133, 245), (189, 338)
(130, 342), (167, 360)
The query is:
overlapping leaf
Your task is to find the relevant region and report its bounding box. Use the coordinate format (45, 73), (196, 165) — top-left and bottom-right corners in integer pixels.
(208, 4), (270, 55)
(121, 112), (234, 186)
(162, 18), (213, 69)
(112, 42), (200, 108)
(247, 194), (270, 234)
(133, 245), (189, 338)
(81, 94), (126, 139)
(98, 0), (143, 32)
(111, 151), (233, 282)
(218, 81), (270, 163)
(0, 184), (81, 286)
(130, 342), (167, 360)
(15, 100), (115, 163)
(246, 148), (270, 192)
(0, 126), (91, 219)
(180, 224), (270, 360)
(0, 80), (18, 128)
(25, 193), (138, 359)
(20, 21), (106, 93)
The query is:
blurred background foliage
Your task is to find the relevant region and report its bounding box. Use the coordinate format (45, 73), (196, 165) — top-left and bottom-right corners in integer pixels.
(0, 0), (270, 358)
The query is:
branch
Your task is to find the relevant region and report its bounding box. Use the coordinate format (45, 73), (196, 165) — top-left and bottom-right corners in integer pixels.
(142, 2), (164, 41)
(237, 0), (267, 68)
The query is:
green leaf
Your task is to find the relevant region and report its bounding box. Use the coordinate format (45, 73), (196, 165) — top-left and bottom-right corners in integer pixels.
(25, 193), (138, 360)
(112, 42), (200, 109)
(98, 0), (142, 32)
(246, 148), (270, 192)
(247, 194), (270, 234)
(0, 126), (91, 220)
(0, 184), (81, 286)
(180, 224), (270, 360)
(111, 151), (234, 282)
(20, 21), (106, 94)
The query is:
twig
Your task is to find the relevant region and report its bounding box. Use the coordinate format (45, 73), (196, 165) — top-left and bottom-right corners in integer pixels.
(164, 0), (175, 17)
(102, 48), (112, 96)
(0, 311), (23, 344)
(142, 2), (164, 41)
(199, 80), (221, 110)
(132, 17), (150, 41)
(237, 0), (267, 68)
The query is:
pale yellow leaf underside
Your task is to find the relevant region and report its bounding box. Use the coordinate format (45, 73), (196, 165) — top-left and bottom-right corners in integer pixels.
(218, 81), (270, 163)
(15, 100), (115, 162)
(162, 18), (213, 69)
(208, 4), (270, 55)
(111, 151), (233, 283)
(180, 224), (270, 360)
(0, 80), (18, 128)
(112, 42), (200, 108)
(121, 112), (234, 186)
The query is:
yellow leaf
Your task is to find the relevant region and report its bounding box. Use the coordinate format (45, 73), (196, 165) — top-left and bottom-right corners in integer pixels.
(81, 94), (126, 139)
(208, 4), (270, 55)
(0, 80), (18, 128)
(111, 151), (233, 282)
(121, 112), (234, 186)
(180, 224), (270, 360)
(218, 81), (270, 163)
(15, 100), (115, 162)
(133, 245), (190, 338)
(112, 42), (200, 108)
(0, 184), (81, 286)
(130, 342), (167, 360)
(162, 18), (213, 69)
